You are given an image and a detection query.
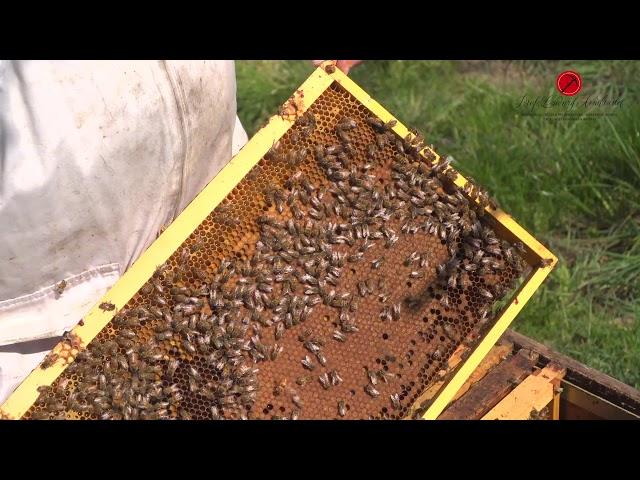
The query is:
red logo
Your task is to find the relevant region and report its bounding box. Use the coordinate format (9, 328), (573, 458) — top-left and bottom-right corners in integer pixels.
(556, 71), (582, 96)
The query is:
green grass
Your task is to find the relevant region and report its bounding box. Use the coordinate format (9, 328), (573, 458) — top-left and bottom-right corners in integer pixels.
(236, 60), (640, 388)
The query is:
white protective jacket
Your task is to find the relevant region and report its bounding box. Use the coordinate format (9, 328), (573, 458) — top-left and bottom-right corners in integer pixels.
(0, 60), (248, 403)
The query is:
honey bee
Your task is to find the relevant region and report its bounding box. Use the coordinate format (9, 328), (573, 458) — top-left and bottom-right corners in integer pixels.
(341, 322), (359, 333)
(301, 355), (316, 370)
(303, 340), (321, 354)
(40, 351), (59, 369)
(478, 287), (494, 299)
(347, 252), (364, 263)
(332, 330), (347, 342)
(167, 359), (180, 380)
(182, 339), (197, 354)
(440, 292), (451, 308)
(340, 117), (358, 130)
(366, 368), (378, 385)
(367, 116), (384, 129)
(322, 63), (336, 75)
(390, 393), (401, 410)
(378, 370), (395, 383)
(119, 329), (136, 340)
(391, 303), (401, 321)
(379, 306), (392, 322)
(338, 400), (347, 417)
(275, 322), (285, 340)
(190, 236), (205, 254)
(366, 143), (377, 158)
(56, 377), (70, 393)
(316, 352), (328, 367)
(539, 258), (553, 268)
(178, 247), (191, 265)
(31, 411), (52, 420)
(274, 378), (288, 396)
(318, 373), (331, 390)
(153, 294), (168, 306)
(337, 129), (351, 143)
(296, 375), (312, 386)
(443, 323), (457, 341)
(329, 369), (343, 386)
(54, 280), (67, 297)
(270, 343), (284, 361)
(371, 257), (385, 269)
(99, 302), (116, 311)
(62, 330), (82, 350)
(365, 384), (380, 398)
(292, 393), (304, 409)
(404, 251), (420, 266)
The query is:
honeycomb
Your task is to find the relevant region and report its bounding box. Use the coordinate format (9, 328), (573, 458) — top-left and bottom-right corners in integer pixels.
(25, 82), (529, 420)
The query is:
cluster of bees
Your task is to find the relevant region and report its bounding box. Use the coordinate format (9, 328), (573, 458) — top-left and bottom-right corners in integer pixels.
(30, 108), (528, 420)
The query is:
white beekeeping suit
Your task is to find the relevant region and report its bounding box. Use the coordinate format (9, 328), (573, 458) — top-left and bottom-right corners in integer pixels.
(0, 60), (248, 404)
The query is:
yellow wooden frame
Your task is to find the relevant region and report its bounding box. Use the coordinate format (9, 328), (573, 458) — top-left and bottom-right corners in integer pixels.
(0, 61), (556, 420)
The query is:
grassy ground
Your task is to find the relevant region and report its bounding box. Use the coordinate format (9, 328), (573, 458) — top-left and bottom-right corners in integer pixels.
(236, 60), (640, 388)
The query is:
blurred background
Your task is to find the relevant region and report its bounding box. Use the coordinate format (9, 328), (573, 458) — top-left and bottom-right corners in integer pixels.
(236, 60), (640, 388)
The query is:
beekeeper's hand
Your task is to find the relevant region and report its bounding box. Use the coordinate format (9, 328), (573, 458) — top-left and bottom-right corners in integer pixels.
(312, 60), (363, 74)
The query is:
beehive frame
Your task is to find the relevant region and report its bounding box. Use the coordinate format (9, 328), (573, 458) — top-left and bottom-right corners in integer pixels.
(0, 61), (557, 420)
